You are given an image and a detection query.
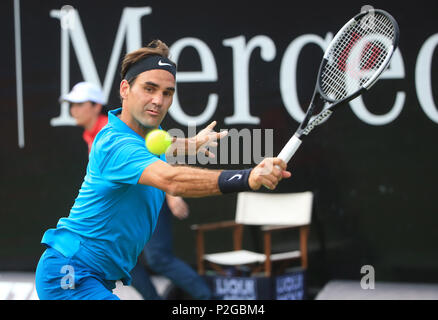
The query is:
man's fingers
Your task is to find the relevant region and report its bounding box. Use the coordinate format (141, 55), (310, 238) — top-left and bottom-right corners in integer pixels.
(200, 147), (215, 158)
(250, 158), (292, 191)
(261, 178), (275, 190)
(272, 158), (287, 170)
(217, 130), (228, 140)
(206, 121), (217, 130)
(254, 170), (277, 189)
(272, 164), (283, 178)
(264, 173), (278, 187)
(261, 177), (277, 190)
(282, 170), (292, 178)
(207, 131), (227, 142)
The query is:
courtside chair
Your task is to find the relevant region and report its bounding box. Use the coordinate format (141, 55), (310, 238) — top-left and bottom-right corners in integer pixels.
(191, 191), (313, 277)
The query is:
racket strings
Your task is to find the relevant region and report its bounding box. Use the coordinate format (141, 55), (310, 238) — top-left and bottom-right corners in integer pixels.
(322, 13), (393, 98)
(320, 12), (395, 101)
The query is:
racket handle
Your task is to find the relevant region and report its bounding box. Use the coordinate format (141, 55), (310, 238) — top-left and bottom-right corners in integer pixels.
(277, 134), (302, 164)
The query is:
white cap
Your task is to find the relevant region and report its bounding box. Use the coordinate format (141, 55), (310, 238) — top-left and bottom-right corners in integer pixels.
(60, 82), (106, 104)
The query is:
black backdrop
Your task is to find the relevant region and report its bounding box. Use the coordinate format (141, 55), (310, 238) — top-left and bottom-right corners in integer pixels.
(1, 0), (438, 291)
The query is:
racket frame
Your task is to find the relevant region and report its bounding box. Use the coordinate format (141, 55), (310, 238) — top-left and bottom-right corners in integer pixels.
(277, 9), (399, 163)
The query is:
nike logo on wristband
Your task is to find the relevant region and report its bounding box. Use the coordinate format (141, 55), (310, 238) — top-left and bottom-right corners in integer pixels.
(158, 60), (172, 67)
(228, 174), (243, 181)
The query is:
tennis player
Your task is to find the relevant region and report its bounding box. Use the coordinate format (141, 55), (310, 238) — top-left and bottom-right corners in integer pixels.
(35, 40), (291, 300)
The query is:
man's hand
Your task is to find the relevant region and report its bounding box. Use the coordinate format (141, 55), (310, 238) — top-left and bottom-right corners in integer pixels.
(167, 121), (228, 158)
(166, 194), (189, 219)
(248, 158), (291, 191)
(189, 121), (228, 158)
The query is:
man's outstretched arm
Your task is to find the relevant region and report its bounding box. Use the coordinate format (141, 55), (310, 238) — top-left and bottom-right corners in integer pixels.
(138, 158), (291, 198)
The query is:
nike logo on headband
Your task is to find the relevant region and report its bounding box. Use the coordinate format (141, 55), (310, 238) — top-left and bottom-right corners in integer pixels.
(158, 60), (172, 67)
(125, 56), (176, 80)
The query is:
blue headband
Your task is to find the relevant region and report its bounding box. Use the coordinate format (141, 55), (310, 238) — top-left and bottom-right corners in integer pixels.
(124, 55), (177, 80)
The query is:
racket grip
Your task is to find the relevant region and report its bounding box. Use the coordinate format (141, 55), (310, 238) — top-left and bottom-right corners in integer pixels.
(277, 134), (302, 164)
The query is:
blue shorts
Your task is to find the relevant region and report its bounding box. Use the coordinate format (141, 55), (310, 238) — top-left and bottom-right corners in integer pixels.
(35, 247), (120, 300)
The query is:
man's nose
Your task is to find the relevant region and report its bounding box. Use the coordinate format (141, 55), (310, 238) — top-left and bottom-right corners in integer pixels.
(151, 92), (163, 106)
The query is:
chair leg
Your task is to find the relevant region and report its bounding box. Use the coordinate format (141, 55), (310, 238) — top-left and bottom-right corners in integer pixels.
(263, 231), (272, 277)
(300, 226), (309, 269)
(196, 230), (205, 275)
(233, 224), (243, 251)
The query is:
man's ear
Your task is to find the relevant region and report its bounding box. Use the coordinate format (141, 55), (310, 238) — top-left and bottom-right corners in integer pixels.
(120, 79), (130, 100)
(95, 103), (103, 114)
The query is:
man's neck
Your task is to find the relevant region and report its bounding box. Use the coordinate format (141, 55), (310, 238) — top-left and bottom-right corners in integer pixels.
(119, 107), (155, 138)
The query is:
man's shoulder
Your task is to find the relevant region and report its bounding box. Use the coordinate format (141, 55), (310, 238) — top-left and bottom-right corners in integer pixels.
(93, 126), (145, 158)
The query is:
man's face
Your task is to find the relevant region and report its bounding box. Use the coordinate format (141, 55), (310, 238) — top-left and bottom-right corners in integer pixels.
(70, 101), (100, 129)
(120, 69), (175, 130)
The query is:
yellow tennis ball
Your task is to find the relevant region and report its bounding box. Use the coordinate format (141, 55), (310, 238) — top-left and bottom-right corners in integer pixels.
(145, 129), (172, 155)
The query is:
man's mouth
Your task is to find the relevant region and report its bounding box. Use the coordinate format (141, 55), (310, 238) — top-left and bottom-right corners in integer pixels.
(146, 109), (160, 116)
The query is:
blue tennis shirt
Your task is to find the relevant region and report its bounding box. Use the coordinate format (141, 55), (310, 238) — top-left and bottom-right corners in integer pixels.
(41, 107), (166, 285)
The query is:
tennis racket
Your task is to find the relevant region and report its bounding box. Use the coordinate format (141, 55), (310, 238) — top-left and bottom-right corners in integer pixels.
(277, 8), (399, 164)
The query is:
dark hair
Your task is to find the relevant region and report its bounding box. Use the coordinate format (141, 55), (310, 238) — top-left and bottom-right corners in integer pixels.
(120, 39), (176, 86)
